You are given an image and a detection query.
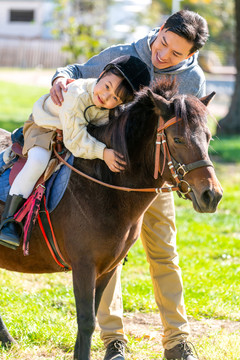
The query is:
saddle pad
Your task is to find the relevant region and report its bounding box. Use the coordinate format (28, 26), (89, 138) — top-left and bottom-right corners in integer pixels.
(45, 154), (74, 213)
(0, 150), (74, 213)
(0, 151), (11, 202)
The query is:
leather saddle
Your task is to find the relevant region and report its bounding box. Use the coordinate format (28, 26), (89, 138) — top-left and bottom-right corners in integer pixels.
(0, 127), (74, 213)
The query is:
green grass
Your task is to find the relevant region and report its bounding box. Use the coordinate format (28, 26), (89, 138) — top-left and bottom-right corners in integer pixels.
(0, 81), (239, 359)
(122, 167), (240, 321)
(209, 135), (240, 162)
(0, 81), (48, 131)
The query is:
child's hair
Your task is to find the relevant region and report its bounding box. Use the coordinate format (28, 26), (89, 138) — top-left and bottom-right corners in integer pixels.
(100, 67), (134, 104)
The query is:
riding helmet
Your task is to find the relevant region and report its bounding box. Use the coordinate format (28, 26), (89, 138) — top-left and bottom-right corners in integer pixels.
(103, 55), (151, 92)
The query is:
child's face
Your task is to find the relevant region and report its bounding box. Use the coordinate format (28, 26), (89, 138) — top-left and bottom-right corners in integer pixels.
(93, 73), (124, 109)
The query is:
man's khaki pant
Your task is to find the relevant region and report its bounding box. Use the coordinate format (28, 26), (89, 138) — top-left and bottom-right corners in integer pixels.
(97, 192), (190, 350)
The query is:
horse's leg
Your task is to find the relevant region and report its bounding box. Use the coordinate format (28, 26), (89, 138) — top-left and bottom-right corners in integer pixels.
(94, 268), (117, 315)
(72, 263), (96, 360)
(0, 314), (16, 347)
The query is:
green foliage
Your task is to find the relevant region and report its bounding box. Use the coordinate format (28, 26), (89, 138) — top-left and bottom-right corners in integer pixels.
(53, 18), (104, 63)
(183, 0), (235, 65)
(52, 0), (111, 63)
(61, 22), (103, 63)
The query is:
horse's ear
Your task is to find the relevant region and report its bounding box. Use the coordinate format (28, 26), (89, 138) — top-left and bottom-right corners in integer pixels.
(200, 91), (216, 107)
(147, 89), (171, 116)
(147, 89), (156, 104)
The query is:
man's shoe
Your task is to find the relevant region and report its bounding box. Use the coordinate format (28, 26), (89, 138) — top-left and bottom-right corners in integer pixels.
(164, 341), (199, 360)
(103, 340), (126, 360)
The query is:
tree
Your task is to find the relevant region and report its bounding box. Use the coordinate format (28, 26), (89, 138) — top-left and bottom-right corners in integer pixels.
(217, 0), (240, 134)
(52, 0), (111, 63)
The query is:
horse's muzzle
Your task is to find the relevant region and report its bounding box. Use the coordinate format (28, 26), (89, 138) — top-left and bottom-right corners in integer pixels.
(189, 186), (223, 213)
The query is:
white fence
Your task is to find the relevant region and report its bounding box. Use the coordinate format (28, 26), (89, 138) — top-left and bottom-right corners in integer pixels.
(0, 38), (69, 68)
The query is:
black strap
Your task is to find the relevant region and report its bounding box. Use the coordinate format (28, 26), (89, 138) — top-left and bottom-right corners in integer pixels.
(83, 104), (96, 124)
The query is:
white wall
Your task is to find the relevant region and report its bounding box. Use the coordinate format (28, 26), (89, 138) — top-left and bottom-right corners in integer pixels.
(0, 0), (55, 39)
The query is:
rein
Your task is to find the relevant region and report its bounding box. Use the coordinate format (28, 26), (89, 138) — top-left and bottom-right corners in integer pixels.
(53, 114), (213, 195)
(53, 145), (178, 194)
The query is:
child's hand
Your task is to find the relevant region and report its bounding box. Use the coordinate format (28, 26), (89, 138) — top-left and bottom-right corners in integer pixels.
(103, 148), (127, 172)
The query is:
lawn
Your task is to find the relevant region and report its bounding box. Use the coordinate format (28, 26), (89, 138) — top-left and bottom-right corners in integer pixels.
(0, 80), (48, 131)
(0, 81), (239, 359)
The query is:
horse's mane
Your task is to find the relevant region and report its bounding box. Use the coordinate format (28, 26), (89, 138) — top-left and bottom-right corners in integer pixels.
(151, 77), (208, 132)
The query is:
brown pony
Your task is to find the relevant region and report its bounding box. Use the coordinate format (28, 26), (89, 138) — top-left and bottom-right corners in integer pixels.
(0, 80), (223, 359)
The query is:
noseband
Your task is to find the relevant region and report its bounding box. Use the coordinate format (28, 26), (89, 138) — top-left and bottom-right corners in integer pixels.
(154, 116), (213, 197)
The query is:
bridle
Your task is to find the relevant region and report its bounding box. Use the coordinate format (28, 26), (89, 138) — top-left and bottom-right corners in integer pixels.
(53, 115), (213, 195)
(154, 116), (213, 198)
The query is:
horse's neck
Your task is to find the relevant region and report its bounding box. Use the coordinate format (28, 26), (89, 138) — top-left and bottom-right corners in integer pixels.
(68, 163), (159, 227)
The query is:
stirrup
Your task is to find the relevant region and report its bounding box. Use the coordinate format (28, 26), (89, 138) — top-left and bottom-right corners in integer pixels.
(0, 239), (18, 250)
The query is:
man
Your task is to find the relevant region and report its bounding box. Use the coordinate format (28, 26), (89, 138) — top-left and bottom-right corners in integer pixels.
(50, 10), (209, 360)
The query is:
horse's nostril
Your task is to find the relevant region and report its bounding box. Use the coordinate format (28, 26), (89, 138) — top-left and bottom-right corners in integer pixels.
(202, 189), (214, 206)
(201, 189), (222, 209)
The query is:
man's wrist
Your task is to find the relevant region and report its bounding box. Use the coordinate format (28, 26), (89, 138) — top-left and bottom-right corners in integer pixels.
(52, 76), (65, 86)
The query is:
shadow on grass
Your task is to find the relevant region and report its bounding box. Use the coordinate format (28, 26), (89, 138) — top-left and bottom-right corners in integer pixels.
(209, 135), (240, 163)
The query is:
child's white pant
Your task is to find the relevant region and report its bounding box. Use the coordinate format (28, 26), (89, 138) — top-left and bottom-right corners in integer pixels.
(10, 146), (51, 199)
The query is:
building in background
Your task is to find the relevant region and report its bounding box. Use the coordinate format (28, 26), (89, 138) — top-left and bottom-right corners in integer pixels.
(0, 0), (68, 67)
(0, 0), (55, 39)
(0, 0), (153, 68)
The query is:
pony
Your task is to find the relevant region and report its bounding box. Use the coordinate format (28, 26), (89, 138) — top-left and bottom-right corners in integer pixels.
(0, 79), (223, 359)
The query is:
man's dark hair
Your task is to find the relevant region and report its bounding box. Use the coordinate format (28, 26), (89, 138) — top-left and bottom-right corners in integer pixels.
(163, 10), (209, 54)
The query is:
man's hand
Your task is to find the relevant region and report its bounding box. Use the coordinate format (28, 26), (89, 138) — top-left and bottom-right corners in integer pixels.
(50, 77), (75, 106)
(103, 148), (127, 172)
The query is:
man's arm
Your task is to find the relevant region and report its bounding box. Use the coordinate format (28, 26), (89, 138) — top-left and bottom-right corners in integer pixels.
(52, 43), (136, 81)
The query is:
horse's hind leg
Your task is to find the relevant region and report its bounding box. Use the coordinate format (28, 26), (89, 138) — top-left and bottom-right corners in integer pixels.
(0, 314), (16, 347)
(72, 263), (96, 360)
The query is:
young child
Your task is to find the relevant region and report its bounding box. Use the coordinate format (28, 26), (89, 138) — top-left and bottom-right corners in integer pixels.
(0, 55), (150, 249)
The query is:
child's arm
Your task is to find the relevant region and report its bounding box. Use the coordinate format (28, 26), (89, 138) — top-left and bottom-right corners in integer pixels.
(58, 82), (126, 171)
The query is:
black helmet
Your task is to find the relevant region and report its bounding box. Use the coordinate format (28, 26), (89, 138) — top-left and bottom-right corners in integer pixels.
(103, 55), (151, 92)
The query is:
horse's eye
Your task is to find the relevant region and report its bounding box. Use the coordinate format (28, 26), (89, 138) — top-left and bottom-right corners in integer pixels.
(174, 137), (183, 144)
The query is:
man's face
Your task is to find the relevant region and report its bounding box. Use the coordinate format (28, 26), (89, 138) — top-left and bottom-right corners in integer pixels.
(151, 28), (194, 69)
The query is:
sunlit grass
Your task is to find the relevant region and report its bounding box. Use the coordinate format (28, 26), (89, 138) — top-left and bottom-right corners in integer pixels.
(209, 135), (240, 162)
(0, 80), (48, 131)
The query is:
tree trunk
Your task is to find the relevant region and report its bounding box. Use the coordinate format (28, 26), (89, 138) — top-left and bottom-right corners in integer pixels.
(217, 0), (240, 134)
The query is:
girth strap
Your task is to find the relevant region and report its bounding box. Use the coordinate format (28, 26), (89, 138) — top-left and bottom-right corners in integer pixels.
(38, 197), (72, 271)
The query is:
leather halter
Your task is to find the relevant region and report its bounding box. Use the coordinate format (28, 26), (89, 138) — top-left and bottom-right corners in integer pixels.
(154, 116), (213, 196)
(53, 115), (213, 195)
